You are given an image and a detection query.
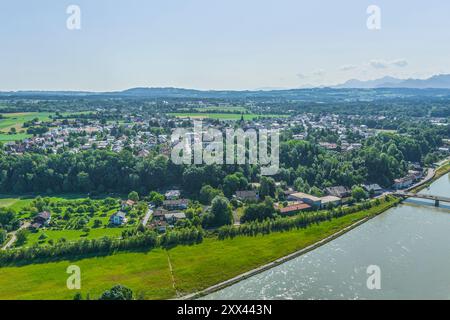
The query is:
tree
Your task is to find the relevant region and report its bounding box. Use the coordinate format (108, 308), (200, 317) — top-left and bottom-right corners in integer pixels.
(98, 285), (134, 300)
(128, 191), (139, 202)
(0, 229), (6, 245)
(352, 186), (367, 202)
(199, 185), (223, 205)
(259, 177), (276, 199)
(15, 229), (28, 246)
(204, 196), (233, 227)
(149, 191), (164, 207)
(241, 197), (277, 223)
(73, 293), (83, 300)
(77, 172), (91, 193)
(223, 173), (248, 198)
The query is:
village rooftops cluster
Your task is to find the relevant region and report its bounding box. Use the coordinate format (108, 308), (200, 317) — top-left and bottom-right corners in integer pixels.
(4, 118), (168, 156)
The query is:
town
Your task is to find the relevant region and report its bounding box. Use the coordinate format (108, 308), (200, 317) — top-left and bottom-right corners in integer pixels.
(0, 88), (449, 300)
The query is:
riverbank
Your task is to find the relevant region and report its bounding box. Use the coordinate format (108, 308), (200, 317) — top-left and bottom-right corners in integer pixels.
(181, 197), (400, 300)
(0, 197), (399, 300)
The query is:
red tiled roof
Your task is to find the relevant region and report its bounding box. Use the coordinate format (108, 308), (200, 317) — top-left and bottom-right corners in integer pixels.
(279, 203), (311, 214)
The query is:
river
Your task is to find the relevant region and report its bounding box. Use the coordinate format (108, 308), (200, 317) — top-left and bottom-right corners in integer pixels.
(204, 173), (450, 300)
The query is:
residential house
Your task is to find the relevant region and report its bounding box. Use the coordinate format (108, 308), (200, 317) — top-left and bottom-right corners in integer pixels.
(121, 199), (136, 210)
(325, 186), (351, 198)
(408, 170), (423, 180)
(165, 190), (181, 200)
(279, 202), (311, 215)
(234, 190), (259, 202)
(150, 220), (168, 233)
(288, 192), (322, 208)
(164, 212), (187, 224)
(30, 211), (52, 230)
(393, 175), (415, 189)
(320, 196), (342, 208)
(362, 184), (383, 196)
(110, 211), (127, 226)
(163, 199), (189, 211)
(153, 208), (168, 221)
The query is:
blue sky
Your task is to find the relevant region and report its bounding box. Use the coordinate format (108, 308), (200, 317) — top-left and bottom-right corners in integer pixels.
(0, 0), (449, 91)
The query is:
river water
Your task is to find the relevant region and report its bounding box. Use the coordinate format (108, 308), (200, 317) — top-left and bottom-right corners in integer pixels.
(204, 173), (450, 300)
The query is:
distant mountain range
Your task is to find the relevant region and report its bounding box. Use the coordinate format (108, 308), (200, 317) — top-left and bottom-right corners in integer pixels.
(333, 74), (450, 89)
(2, 74), (450, 100)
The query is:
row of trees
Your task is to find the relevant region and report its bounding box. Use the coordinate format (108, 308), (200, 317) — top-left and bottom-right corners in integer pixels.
(0, 226), (204, 266)
(218, 196), (398, 239)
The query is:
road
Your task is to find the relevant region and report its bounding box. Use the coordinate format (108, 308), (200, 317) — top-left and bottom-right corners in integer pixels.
(1, 222), (30, 250)
(142, 208), (153, 226)
(406, 168), (435, 192)
(233, 210), (240, 226)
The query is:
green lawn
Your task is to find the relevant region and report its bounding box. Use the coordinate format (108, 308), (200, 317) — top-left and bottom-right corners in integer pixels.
(25, 227), (130, 247)
(168, 113), (288, 121)
(0, 112), (54, 142)
(0, 198), (397, 299)
(0, 112), (53, 131)
(0, 249), (175, 300)
(0, 196), (34, 211)
(0, 133), (32, 142)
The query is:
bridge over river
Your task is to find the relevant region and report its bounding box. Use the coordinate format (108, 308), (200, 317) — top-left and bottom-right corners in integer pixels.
(394, 191), (450, 207)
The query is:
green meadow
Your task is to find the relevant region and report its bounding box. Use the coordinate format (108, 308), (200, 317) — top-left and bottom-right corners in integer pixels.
(25, 227), (130, 247)
(0, 112), (54, 142)
(0, 198), (397, 300)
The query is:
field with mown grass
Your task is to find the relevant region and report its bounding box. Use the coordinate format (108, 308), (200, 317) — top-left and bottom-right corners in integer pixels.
(25, 227), (130, 247)
(0, 111), (89, 142)
(0, 197), (398, 300)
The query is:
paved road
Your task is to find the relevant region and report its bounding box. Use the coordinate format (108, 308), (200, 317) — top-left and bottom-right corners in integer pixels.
(406, 168), (435, 192)
(1, 222), (30, 250)
(142, 209), (153, 226)
(233, 210), (240, 226)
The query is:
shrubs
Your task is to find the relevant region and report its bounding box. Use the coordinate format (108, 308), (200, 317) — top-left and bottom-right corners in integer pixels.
(218, 196), (397, 240)
(241, 197), (277, 223)
(160, 227), (204, 248)
(99, 285), (134, 300)
(0, 231), (158, 266)
(203, 196), (233, 228)
(0, 226), (205, 266)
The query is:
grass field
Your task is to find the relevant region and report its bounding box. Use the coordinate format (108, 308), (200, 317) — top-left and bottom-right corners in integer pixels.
(0, 112), (54, 142)
(0, 196), (34, 211)
(0, 198), (398, 300)
(168, 113), (288, 121)
(0, 194), (93, 217)
(25, 227), (130, 246)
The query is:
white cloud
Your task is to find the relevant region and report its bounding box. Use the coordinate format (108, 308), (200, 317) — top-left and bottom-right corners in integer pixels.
(369, 59), (389, 69)
(339, 65), (358, 71)
(369, 59), (409, 69)
(390, 59), (408, 67)
(312, 69), (325, 77)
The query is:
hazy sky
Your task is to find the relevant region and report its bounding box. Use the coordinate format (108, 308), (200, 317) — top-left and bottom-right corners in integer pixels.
(1, 0), (450, 91)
